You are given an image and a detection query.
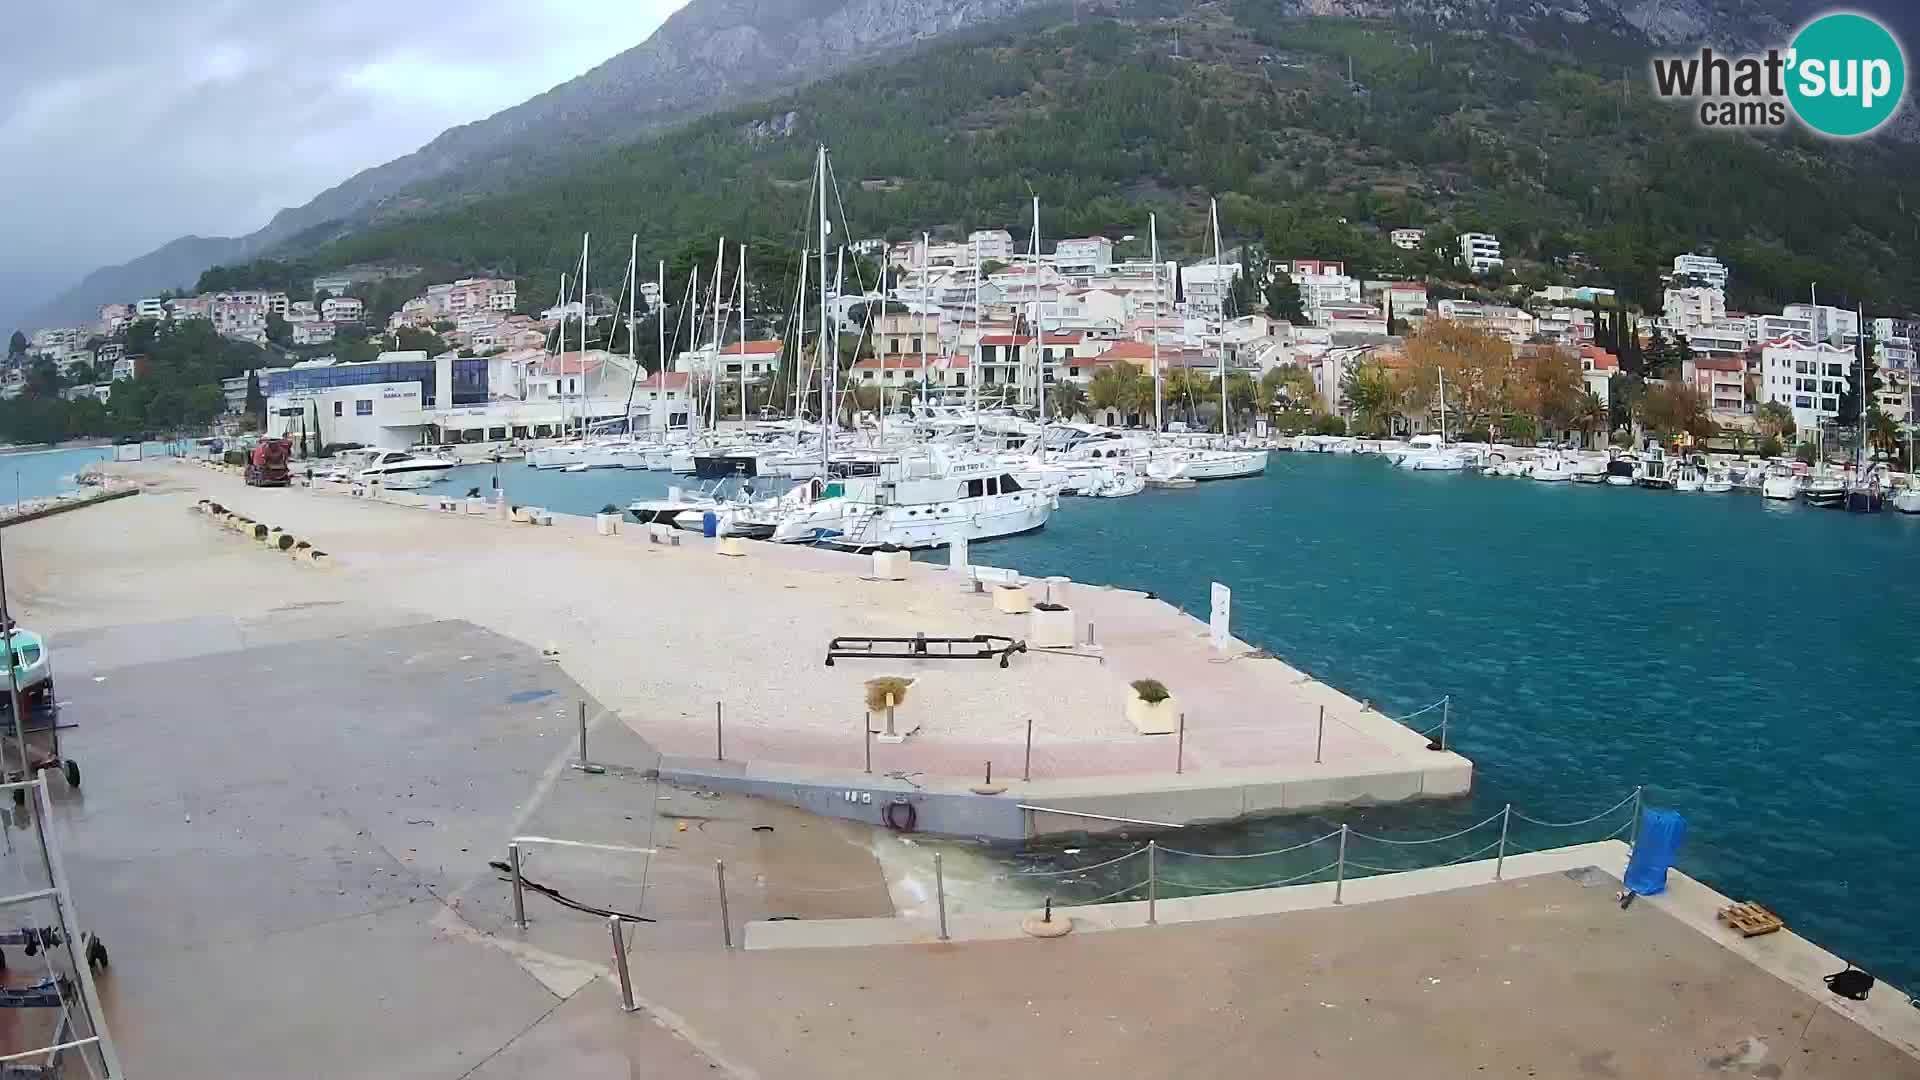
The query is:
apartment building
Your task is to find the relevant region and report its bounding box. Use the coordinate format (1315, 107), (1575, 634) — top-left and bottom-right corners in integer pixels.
(1389, 228), (1425, 251)
(1670, 252), (1729, 290)
(1759, 338), (1854, 433)
(1459, 233), (1503, 274)
(1433, 299), (1535, 344)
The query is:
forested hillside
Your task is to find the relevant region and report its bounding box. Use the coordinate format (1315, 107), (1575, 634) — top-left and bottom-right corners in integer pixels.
(207, 1), (1920, 317)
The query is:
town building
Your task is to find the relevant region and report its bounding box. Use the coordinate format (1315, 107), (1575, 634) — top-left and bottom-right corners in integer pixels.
(313, 275), (354, 297)
(1534, 307), (1596, 347)
(1748, 311), (1815, 346)
(1782, 303), (1860, 345)
(1682, 320), (1751, 359)
(170, 296), (211, 321)
(1873, 318), (1916, 370)
(673, 339), (784, 379)
(1178, 262), (1242, 320)
(1051, 237), (1114, 275)
(292, 322), (336, 346)
(969, 230), (1015, 263)
(1579, 345), (1617, 409)
(1459, 233), (1503, 274)
(1432, 299), (1535, 345)
(1532, 285), (1618, 305)
(1663, 286), (1727, 331)
(321, 297), (365, 323)
(1277, 260), (1361, 316)
(135, 297), (167, 321)
(1682, 355), (1747, 415)
(221, 370), (261, 414)
(1759, 338), (1854, 433)
(1389, 228), (1425, 251)
(1670, 252), (1729, 290)
(111, 354), (150, 381)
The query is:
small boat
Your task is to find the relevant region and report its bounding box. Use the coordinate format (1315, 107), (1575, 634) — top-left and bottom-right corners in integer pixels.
(1894, 486), (1920, 514)
(1802, 469), (1845, 508)
(1702, 466), (1733, 494)
(0, 623), (53, 714)
(1637, 446), (1674, 490)
(1570, 455), (1608, 484)
(1530, 451), (1571, 483)
(1672, 460), (1703, 493)
(1604, 456), (1637, 487)
(628, 487), (720, 526)
(1761, 462), (1801, 501)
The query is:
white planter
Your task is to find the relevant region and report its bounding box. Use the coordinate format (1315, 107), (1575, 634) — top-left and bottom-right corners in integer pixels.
(872, 548), (908, 580)
(466, 496), (487, 516)
(993, 583), (1032, 614)
(595, 513), (621, 536)
(715, 536), (745, 557)
(1029, 605), (1075, 649)
(1125, 692), (1179, 735)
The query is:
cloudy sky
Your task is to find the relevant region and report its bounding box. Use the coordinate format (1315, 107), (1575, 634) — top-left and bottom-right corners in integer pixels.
(0, 0), (688, 331)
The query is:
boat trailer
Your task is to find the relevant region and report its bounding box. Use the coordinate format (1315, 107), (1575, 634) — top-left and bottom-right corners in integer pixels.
(825, 633), (1027, 669)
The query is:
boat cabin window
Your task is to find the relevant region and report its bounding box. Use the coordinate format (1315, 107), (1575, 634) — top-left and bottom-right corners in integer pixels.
(986, 477), (999, 496)
(967, 479), (985, 498)
(1000, 474), (1022, 492)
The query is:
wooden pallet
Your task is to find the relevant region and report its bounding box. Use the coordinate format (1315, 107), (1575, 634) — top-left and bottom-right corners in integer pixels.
(1718, 901), (1785, 938)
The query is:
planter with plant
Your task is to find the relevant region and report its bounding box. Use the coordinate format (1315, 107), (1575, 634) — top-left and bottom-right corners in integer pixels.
(596, 503), (622, 536)
(864, 675), (919, 741)
(1125, 678), (1178, 735)
(1029, 601), (1075, 649)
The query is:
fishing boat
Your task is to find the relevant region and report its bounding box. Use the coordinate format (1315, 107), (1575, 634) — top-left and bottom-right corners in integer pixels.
(1702, 465), (1734, 493)
(1801, 466), (1845, 508)
(1530, 450), (1571, 482)
(1761, 462), (1802, 501)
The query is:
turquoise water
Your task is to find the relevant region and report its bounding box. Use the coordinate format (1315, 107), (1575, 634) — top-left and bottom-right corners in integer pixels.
(434, 455), (1920, 991)
(0, 446), (114, 504)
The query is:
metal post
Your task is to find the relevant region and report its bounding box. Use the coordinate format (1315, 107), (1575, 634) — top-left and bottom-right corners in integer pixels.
(1333, 825), (1348, 905)
(608, 916), (637, 1012)
(1315, 705), (1325, 764)
(1023, 716), (1033, 782)
(0, 529), (28, 790)
(1495, 804), (1511, 881)
(1175, 712), (1185, 775)
(1629, 785), (1644, 848)
(578, 700), (589, 763)
(935, 852), (950, 941)
(509, 842), (526, 930)
(715, 701), (724, 761)
(864, 712), (872, 774)
(1147, 841), (1158, 925)
(715, 859), (732, 949)
(1086, 621), (1095, 646)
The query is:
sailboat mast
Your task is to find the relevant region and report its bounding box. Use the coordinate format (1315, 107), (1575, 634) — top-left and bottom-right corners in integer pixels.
(1033, 195), (1046, 455)
(711, 238), (726, 433)
(628, 235), (638, 430)
(689, 264), (699, 431)
(739, 243), (748, 425)
(1211, 198), (1226, 438)
(580, 233), (589, 437)
(920, 232), (930, 407)
(1151, 213), (1163, 432)
(795, 248), (807, 424)
(817, 145), (832, 480)
(555, 271), (567, 436)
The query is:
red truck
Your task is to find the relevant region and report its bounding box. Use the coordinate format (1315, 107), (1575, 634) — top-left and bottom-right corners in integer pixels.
(245, 438), (293, 487)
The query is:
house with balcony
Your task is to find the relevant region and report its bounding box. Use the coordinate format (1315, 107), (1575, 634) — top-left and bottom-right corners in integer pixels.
(1759, 338), (1854, 433)
(1433, 299), (1534, 345)
(1459, 233), (1503, 274)
(1683, 355), (1747, 415)
(1389, 228), (1424, 251)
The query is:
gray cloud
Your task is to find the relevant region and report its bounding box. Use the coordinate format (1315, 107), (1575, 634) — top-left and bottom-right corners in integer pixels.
(0, 0), (685, 327)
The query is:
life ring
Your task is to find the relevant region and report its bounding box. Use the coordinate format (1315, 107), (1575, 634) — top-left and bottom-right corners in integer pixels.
(883, 799), (918, 832)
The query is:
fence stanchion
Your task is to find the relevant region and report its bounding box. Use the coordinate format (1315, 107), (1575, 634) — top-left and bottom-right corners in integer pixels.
(1440, 696), (1451, 752)
(715, 702), (724, 761)
(572, 701), (604, 774)
(716, 859), (732, 949)
(509, 842), (526, 930)
(1494, 804), (1512, 881)
(935, 852), (950, 941)
(1333, 825), (1348, 905)
(609, 916), (637, 1012)
(1315, 705), (1325, 764)
(864, 712), (872, 774)
(1023, 716), (1033, 782)
(1629, 785), (1644, 847)
(1176, 713), (1186, 775)
(1147, 841), (1159, 925)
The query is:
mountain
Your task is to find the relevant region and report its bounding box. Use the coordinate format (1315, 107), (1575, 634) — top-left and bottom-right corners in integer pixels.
(26, 0), (1920, 330)
(20, 0), (1057, 330)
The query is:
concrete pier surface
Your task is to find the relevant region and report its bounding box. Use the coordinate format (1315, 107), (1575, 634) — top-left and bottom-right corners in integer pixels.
(1, 458), (1916, 1075)
(48, 460), (1466, 837)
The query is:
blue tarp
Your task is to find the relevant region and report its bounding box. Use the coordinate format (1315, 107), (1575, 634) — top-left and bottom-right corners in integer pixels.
(1624, 808), (1685, 896)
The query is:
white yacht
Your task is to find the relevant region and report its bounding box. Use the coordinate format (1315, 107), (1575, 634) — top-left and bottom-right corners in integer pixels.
(1146, 447), (1268, 481)
(1637, 446), (1674, 490)
(1671, 459), (1703, 493)
(1760, 462), (1802, 501)
(1604, 455), (1638, 487)
(1570, 455), (1609, 483)
(356, 450), (457, 489)
(825, 450), (1054, 550)
(1893, 484), (1920, 514)
(1395, 434), (1471, 472)
(1702, 465), (1733, 493)
(1802, 466), (1846, 508)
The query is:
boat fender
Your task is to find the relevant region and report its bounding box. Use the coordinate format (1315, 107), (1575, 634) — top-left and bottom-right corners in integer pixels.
(882, 799), (917, 833)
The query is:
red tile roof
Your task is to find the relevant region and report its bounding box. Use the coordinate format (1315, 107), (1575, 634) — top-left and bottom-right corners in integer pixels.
(635, 372), (689, 390)
(1092, 341), (1157, 362)
(978, 334), (1033, 346)
(1691, 355), (1745, 372)
(1580, 345), (1619, 371)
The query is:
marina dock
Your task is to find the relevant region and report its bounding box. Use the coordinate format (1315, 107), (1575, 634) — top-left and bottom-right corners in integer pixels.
(1, 456), (1915, 1075)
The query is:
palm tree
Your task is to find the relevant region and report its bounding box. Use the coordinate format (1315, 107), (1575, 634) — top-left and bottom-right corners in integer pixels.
(1340, 360), (1399, 437)
(1573, 390), (1609, 449)
(1088, 361), (1141, 417)
(1868, 407), (1900, 459)
(1047, 381), (1089, 421)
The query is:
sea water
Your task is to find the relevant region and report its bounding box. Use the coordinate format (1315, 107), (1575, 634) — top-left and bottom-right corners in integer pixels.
(431, 454), (1920, 990)
(0, 445), (114, 504)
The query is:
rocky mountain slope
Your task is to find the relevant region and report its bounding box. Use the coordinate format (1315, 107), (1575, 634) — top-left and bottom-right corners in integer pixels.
(18, 0), (1896, 327)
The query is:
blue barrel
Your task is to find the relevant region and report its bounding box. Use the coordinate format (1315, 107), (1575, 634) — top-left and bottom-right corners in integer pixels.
(1623, 808), (1685, 896)
(702, 511), (718, 538)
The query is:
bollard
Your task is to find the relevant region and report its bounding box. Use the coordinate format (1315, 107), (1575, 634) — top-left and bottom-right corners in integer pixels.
(863, 711), (872, 774)
(509, 842), (526, 929)
(609, 916), (637, 1012)
(1023, 716), (1034, 782)
(1495, 804), (1512, 881)
(715, 860), (732, 949)
(1315, 705), (1325, 764)
(1147, 841), (1158, 925)
(1176, 712), (1186, 775)
(935, 852), (950, 941)
(1333, 825), (1348, 905)
(715, 702), (724, 761)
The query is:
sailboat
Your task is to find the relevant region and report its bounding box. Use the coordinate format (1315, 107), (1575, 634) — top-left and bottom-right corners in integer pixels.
(1896, 404), (1920, 513)
(1398, 368), (1469, 470)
